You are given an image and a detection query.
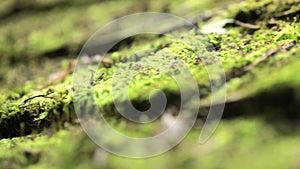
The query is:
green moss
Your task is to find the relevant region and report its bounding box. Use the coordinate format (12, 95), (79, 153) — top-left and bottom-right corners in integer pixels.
(0, 1), (136, 58)
(1, 118), (300, 169)
(224, 0), (300, 22)
(2, 0), (300, 136)
(1, 0), (300, 168)
(0, 80), (74, 138)
(0, 0), (247, 98)
(90, 31), (214, 115)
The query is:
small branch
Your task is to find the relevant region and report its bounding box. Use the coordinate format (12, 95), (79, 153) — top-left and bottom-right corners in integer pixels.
(235, 20), (261, 30)
(22, 95), (54, 104)
(244, 42), (295, 72)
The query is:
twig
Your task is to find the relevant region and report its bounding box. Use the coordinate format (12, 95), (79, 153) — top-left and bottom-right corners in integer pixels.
(19, 95), (55, 108)
(235, 20), (261, 30)
(244, 42), (295, 72)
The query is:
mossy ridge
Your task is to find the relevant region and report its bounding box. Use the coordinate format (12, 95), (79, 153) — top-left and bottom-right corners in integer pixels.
(0, 0), (236, 62)
(0, 0), (101, 20)
(0, 0), (238, 100)
(0, 0), (136, 97)
(201, 0), (300, 117)
(0, 0), (222, 138)
(210, 20), (300, 88)
(0, 79), (74, 139)
(1, 118), (300, 169)
(93, 22), (300, 118)
(0, 126), (99, 169)
(1, 0), (300, 138)
(93, 30), (215, 115)
(0, 1), (140, 60)
(0, 0), (300, 168)
(224, 0), (300, 23)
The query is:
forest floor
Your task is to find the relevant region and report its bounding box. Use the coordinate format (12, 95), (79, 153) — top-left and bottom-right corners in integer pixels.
(0, 0), (300, 168)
